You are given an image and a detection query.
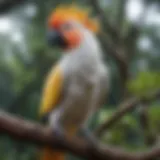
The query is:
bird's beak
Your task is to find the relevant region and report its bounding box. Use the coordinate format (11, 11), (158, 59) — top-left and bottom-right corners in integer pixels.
(46, 29), (67, 48)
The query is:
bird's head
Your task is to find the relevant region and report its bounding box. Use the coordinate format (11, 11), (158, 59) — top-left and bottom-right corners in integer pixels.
(47, 4), (100, 50)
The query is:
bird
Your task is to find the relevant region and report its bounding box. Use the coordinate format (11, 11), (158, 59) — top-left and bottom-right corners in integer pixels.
(39, 4), (109, 160)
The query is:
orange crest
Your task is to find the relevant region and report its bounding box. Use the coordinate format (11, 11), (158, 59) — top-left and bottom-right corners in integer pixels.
(48, 4), (100, 33)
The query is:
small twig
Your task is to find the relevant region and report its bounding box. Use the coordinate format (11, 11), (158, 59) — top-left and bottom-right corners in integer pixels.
(95, 90), (160, 137)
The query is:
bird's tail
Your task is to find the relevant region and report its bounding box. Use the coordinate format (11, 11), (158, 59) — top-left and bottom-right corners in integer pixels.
(40, 147), (65, 160)
(40, 127), (77, 160)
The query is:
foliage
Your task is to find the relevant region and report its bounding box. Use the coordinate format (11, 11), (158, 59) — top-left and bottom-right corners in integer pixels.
(0, 0), (159, 160)
(128, 71), (160, 96)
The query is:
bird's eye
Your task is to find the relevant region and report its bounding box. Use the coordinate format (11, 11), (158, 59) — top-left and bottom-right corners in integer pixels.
(61, 22), (72, 31)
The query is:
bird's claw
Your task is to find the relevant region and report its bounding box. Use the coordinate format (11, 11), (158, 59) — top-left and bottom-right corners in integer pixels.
(52, 126), (66, 142)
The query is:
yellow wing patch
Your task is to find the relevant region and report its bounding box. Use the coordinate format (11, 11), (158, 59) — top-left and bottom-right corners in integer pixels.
(39, 65), (63, 116)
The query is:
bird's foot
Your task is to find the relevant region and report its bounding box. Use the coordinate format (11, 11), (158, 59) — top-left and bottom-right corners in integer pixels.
(52, 125), (66, 142)
(79, 128), (98, 148)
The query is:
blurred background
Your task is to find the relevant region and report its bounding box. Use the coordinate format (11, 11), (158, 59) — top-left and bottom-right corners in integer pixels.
(0, 0), (159, 160)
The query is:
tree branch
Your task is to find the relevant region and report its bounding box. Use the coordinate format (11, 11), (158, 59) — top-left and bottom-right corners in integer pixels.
(139, 101), (156, 146)
(90, 0), (120, 41)
(95, 89), (160, 137)
(89, 0), (129, 98)
(124, 1), (150, 61)
(98, 32), (128, 67)
(0, 111), (160, 160)
(99, 32), (130, 99)
(116, 0), (127, 32)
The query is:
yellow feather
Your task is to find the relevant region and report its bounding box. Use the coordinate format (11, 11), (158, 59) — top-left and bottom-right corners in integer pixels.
(39, 65), (63, 116)
(48, 4), (100, 33)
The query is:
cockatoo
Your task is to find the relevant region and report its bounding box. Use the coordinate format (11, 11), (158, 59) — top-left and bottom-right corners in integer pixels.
(39, 4), (109, 160)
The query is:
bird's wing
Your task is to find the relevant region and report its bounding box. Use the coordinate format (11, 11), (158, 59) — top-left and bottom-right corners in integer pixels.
(39, 64), (64, 117)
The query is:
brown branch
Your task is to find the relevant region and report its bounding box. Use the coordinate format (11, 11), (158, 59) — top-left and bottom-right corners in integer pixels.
(0, 0), (24, 14)
(95, 89), (160, 137)
(89, 0), (130, 98)
(90, 0), (120, 41)
(124, 1), (150, 61)
(116, 0), (127, 32)
(0, 111), (160, 160)
(99, 32), (129, 98)
(139, 102), (156, 146)
(99, 32), (127, 68)
(124, 24), (140, 60)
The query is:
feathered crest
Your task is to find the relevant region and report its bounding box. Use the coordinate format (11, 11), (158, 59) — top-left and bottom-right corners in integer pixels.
(48, 4), (100, 33)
